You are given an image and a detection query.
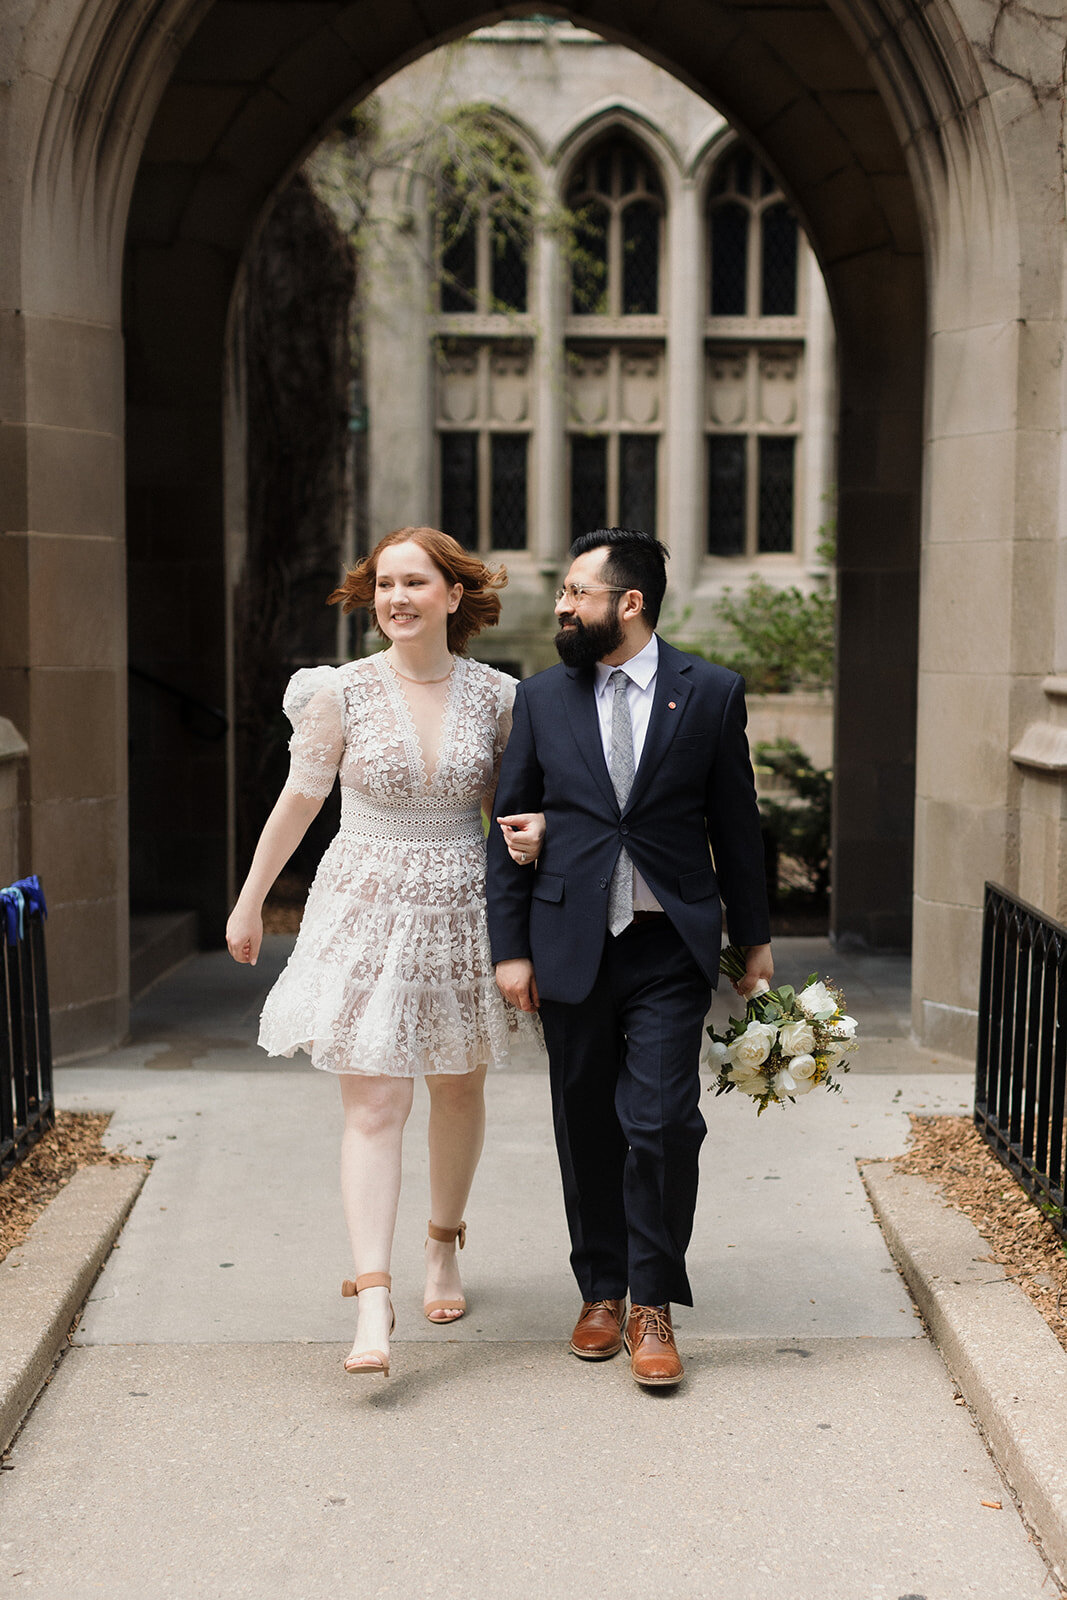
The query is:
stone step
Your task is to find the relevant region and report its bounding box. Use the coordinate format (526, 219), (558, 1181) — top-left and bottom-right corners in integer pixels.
(129, 911), (198, 999)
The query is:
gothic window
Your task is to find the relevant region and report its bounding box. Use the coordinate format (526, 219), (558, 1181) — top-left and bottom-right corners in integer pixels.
(436, 131), (532, 315)
(708, 149), (798, 319)
(705, 144), (805, 556)
(566, 345), (662, 538)
(567, 139), (664, 316)
(436, 341), (531, 552)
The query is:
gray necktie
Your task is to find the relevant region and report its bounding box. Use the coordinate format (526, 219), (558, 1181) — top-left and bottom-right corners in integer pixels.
(608, 669), (635, 936)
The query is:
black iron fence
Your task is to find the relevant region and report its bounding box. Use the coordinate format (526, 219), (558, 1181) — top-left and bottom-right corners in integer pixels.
(1, 876), (53, 1179)
(975, 882), (1067, 1238)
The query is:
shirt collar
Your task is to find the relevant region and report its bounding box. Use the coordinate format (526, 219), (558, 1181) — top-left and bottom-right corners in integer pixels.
(594, 632), (659, 695)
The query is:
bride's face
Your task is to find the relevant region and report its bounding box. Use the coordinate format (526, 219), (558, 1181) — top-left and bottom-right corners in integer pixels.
(374, 540), (462, 648)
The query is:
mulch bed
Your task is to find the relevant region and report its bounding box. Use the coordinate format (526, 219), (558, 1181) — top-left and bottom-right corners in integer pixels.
(0, 1112), (147, 1266)
(894, 1114), (1067, 1355)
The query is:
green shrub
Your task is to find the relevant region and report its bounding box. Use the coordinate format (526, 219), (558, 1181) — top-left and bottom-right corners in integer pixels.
(754, 737), (831, 902)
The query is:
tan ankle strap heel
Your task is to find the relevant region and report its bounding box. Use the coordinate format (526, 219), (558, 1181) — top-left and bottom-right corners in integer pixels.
(341, 1270), (392, 1298)
(424, 1221), (467, 1323)
(426, 1220), (466, 1248)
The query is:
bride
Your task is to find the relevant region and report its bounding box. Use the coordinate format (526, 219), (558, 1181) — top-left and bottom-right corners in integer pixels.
(226, 527), (542, 1377)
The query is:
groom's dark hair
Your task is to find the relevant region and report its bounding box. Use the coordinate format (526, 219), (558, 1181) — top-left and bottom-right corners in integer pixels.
(570, 528), (670, 627)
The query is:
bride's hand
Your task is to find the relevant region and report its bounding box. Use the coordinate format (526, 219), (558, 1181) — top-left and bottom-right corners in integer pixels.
(497, 812), (545, 866)
(226, 902), (263, 966)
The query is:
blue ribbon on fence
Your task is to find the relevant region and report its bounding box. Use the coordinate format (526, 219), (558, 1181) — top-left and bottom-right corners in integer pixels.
(0, 875), (47, 946)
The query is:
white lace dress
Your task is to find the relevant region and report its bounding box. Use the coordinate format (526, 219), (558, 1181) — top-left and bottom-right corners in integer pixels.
(258, 653), (530, 1076)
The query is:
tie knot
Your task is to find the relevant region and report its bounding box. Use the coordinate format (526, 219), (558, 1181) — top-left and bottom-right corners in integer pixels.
(611, 669), (629, 693)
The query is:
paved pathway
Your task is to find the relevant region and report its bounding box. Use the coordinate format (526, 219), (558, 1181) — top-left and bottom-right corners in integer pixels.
(0, 940), (1059, 1597)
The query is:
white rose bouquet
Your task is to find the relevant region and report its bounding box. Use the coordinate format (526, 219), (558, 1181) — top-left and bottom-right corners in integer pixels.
(706, 944), (858, 1115)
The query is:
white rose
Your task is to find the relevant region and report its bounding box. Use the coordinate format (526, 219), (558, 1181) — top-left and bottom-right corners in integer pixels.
(728, 1065), (767, 1096)
(829, 1014), (857, 1039)
(797, 980), (836, 1017)
(778, 1020), (816, 1056)
(706, 1039), (729, 1066)
(772, 1066), (797, 1096)
(726, 1020), (777, 1071)
(789, 1053), (818, 1081)
(787, 1073), (816, 1096)
(819, 1045), (847, 1070)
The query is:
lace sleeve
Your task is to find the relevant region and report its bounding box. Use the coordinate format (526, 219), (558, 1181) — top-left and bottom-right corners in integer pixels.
(485, 671), (518, 807)
(282, 668), (345, 799)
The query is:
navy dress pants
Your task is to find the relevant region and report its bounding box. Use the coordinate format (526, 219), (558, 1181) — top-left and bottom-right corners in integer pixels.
(538, 916), (713, 1307)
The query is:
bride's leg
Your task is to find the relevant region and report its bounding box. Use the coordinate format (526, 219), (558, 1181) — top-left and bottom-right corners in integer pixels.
(424, 1064), (487, 1317)
(339, 1072), (414, 1363)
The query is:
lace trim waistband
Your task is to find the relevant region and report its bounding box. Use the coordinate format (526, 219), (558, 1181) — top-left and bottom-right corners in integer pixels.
(338, 789), (483, 844)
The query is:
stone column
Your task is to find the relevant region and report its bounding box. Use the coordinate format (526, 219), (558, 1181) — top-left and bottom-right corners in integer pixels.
(665, 179), (704, 593)
(533, 228), (565, 567)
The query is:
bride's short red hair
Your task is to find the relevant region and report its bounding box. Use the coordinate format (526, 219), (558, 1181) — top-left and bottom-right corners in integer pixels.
(328, 527), (508, 653)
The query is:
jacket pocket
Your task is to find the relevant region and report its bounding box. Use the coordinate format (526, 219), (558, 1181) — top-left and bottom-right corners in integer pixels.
(677, 866), (717, 903)
(531, 872), (565, 904)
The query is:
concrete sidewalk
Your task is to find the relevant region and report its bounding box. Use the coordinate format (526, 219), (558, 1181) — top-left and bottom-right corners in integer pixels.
(0, 940), (1060, 1597)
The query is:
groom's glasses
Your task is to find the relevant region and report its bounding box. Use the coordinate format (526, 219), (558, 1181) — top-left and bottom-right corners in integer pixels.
(554, 583), (628, 605)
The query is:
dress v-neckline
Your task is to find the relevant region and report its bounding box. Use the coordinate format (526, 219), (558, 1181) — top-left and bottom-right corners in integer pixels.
(376, 652), (464, 792)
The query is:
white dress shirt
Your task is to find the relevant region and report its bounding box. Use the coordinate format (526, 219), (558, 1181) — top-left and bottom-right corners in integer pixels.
(593, 634), (664, 913)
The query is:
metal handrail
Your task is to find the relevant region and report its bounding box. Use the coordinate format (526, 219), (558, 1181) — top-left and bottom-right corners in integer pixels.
(975, 882), (1067, 1237)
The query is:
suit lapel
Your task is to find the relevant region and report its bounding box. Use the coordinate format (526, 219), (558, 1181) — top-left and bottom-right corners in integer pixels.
(560, 667), (618, 813)
(624, 638), (694, 814)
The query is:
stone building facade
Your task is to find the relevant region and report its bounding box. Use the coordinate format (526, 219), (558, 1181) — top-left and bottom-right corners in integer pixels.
(361, 25), (837, 680)
(1, 0), (1064, 1059)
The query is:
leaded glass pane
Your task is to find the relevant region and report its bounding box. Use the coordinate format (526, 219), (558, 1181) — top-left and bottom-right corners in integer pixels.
(441, 216), (476, 312)
(733, 148), (753, 197)
(622, 202), (660, 315)
(491, 219), (528, 312)
(619, 435), (657, 533)
(760, 164), (778, 198)
(757, 435), (795, 553)
(571, 200), (609, 313)
(571, 435), (607, 541)
(707, 435), (746, 555)
(490, 434), (528, 550)
(710, 203), (748, 315)
(761, 204), (798, 316)
(440, 433), (478, 547)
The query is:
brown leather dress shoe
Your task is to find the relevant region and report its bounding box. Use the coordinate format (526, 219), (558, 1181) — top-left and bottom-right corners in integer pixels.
(625, 1303), (684, 1387)
(569, 1298), (627, 1359)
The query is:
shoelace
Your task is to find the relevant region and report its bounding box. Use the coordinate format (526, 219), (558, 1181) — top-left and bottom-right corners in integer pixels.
(580, 1299), (622, 1321)
(631, 1305), (672, 1343)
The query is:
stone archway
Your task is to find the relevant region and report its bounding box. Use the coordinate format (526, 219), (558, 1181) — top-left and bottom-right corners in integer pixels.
(2, 0), (1051, 1057)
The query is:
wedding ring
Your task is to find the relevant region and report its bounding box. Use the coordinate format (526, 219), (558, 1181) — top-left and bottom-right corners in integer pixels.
(518, 851), (528, 862)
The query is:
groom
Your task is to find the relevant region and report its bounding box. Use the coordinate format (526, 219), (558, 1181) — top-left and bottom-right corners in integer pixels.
(487, 529), (772, 1388)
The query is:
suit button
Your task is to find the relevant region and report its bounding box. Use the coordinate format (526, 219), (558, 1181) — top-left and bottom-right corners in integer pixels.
(598, 877), (608, 890)
(619, 823), (630, 836)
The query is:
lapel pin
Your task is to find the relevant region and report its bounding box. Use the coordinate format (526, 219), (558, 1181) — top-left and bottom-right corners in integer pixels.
(668, 701), (676, 710)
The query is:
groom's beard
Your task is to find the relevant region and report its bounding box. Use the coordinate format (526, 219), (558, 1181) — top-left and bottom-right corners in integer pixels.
(554, 608), (625, 669)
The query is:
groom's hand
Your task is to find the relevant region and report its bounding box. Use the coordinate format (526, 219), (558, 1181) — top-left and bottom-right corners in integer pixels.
(734, 942), (773, 999)
(495, 957), (540, 1012)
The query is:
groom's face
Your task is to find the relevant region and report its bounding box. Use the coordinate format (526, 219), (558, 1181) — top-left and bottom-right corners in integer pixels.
(553, 550), (626, 669)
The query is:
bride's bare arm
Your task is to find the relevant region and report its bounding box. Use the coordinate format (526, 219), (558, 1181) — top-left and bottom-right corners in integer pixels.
(226, 789), (324, 965)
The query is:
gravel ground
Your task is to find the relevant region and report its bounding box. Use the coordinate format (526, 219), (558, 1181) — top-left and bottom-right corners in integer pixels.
(0, 1113), (146, 1264)
(894, 1114), (1067, 1354)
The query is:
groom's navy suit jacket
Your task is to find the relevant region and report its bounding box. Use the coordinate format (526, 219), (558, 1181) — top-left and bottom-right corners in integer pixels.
(486, 637), (770, 1006)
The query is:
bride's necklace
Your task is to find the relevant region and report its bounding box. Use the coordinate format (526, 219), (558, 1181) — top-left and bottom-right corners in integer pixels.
(385, 655), (454, 685)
